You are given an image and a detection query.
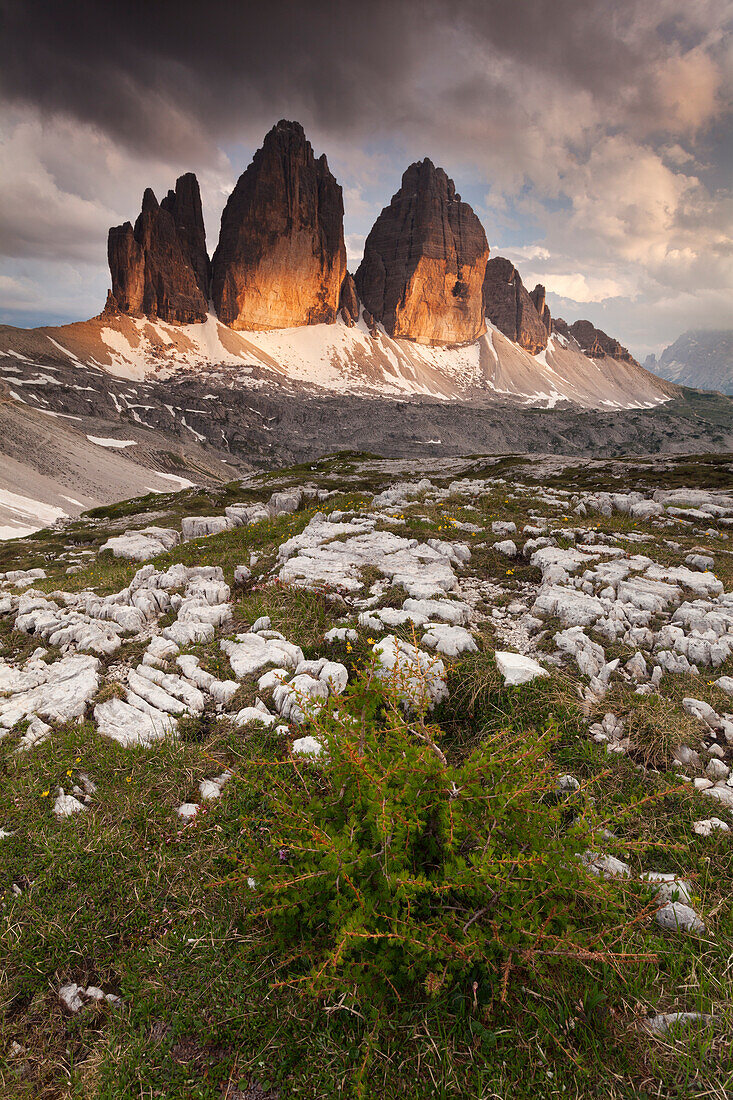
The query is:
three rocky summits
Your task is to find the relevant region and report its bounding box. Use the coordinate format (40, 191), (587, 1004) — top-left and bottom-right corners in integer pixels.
(105, 119), (630, 361)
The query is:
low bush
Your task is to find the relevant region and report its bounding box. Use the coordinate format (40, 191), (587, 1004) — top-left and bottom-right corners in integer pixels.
(234, 664), (632, 1011)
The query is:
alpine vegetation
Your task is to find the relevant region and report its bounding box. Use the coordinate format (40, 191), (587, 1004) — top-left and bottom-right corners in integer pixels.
(1, 450), (731, 1097)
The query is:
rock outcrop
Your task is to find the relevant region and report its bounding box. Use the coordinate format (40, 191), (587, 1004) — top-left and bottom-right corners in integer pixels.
(211, 121), (347, 331)
(482, 257), (548, 355)
(339, 273), (359, 326)
(354, 159), (489, 346)
(530, 284), (551, 333)
(554, 319), (635, 363)
(160, 173), (210, 299)
(107, 176), (209, 324)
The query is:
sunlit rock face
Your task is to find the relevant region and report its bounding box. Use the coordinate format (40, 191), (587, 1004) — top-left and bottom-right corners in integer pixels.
(211, 120), (347, 331)
(107, 174), (209, 324)
(482, 257), (549, 355)
(355, 159), (490, 346)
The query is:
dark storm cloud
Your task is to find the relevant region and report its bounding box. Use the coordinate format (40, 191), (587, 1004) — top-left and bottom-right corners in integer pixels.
(1, 0), (421, 156)
(0, 0), (675, 157)
(0, 0), (730, 352)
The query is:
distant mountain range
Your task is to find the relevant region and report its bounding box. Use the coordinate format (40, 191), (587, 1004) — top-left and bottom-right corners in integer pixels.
(645, 330), (733, 395)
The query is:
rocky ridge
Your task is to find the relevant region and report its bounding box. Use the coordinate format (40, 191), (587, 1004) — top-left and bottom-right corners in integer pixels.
(646, 330), (733, 395)
(554, 318), (635, 364)
(98, 120), (659, 382)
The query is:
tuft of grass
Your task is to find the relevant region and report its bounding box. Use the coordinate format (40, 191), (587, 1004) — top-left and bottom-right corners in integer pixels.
(231, 582), (346, 655)
(602, 687), (703, 769)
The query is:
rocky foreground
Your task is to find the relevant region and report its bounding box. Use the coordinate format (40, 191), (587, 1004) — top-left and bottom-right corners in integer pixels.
(1, 451), (732, 1097)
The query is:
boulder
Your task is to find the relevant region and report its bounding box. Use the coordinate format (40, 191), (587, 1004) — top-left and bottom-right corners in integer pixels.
(211, 120), (346, 330)
(495, 651), (549, 686)
(107, 175), (209, 323)
(355, 159), (489, 346)
(482, 257), (548, 354)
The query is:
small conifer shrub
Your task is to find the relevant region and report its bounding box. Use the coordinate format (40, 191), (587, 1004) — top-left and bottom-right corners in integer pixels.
(235, 662), (625, 1006)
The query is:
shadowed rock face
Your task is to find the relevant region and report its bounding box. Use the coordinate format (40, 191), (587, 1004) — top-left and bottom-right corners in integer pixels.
(355, 160), (489, 346)
(555, 318), (635, 363)
(211, 120), (347, 330)
(339, 273), (359, 326)
(107, 177), (209, 324)
(482, 258), (548, 355)
(160, 173), (210, 299)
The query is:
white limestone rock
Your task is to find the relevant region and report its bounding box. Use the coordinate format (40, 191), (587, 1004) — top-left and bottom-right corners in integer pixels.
(221, 634), (304, 679)
(0, 654), (100, 730)
(162, 621), (215, 647)
(17, 715), (53, 751)
(642, 872), (694, 905)
(683, 698), (719, 727)
(325, 627), (358, 644)
(533, 585), (606, 628)
(693, 818), (730, 837)
(273, 674), (330, 724)
(582, 852), (631, 879)
(234, 705), (278, 728)
(655, 902), (705, 935)
(269, 489), (302, 515)
(199, 772), (232, 800)
(100, 527), (179, 561)
(553, 627), (606, 680)
(494, 651), (549, 687)
(421, 624), (478, 657)
(143, 635), (180, 667)
(402, 598), (471, 625)
(703, 784), (733, 810)
(181, 516), (233, 540)
(292, 735), (325, 759)
(233, 565), (252, 587)
(640, 1012), (712, 1037)
(53, 788), (87, 819)
(94, 697), (176, 747)
(318, 660), (349, 694)
(277, 517), (460, 599)
(258, 668), (289, 691)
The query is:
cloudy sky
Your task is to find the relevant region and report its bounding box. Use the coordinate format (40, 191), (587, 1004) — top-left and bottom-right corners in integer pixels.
(1, 0), (731, 359)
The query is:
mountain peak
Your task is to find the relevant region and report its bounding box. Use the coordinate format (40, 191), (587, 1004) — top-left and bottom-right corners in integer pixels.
(355, 160), (488, 345)
(210, 121), (347, 331)
(647, 329), (733, 394)
(107, 174), (208, 324)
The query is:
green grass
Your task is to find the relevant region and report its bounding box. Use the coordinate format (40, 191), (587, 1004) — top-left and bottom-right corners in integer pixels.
(2, 674), (731, 1099)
